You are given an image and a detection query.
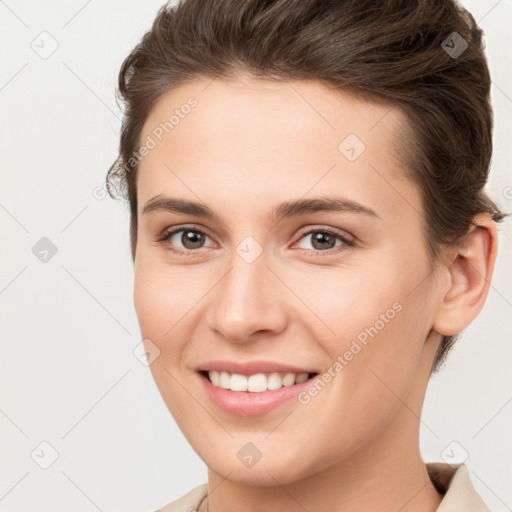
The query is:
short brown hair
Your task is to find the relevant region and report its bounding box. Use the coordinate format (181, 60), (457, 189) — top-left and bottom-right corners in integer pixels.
(106, 0), (506, 373)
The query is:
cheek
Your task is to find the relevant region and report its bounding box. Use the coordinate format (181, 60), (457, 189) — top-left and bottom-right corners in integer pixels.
(283, 260), (408, 342)
(133, 261), (215, 382)
(133, 267), (167, 339)
(286, 256), (431, 404)
(133, 260), (196, 339)
(133, 265), (199, 420)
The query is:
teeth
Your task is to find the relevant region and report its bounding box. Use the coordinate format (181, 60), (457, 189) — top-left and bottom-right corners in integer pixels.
(207, 371), (311, 392)
(295, 372), (309, 384)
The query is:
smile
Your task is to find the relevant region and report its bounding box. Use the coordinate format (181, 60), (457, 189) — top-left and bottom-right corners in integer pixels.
(197, 369), (320, 416)
(203, 370), (315, 392)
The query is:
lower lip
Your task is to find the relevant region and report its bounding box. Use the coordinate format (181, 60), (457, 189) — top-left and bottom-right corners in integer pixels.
(197, 372), (318, 416)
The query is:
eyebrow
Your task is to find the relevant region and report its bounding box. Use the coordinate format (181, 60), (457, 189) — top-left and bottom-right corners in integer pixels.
(142, 195), (380, 221)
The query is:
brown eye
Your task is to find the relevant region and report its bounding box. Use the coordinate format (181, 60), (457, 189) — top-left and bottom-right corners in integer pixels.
(175, 230), (206, 250)
(158, 226), (215, 254)
(294, 227), (354, 256)
(309, 231), (339, 251)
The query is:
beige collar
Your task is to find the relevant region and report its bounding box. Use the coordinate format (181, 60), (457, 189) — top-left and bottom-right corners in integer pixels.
(426, 462), (490, 511)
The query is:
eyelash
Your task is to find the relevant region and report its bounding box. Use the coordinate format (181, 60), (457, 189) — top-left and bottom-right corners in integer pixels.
(156, 224), (355, 257)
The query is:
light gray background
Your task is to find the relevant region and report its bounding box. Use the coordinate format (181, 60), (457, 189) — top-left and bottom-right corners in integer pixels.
(1, 1), (511, 511)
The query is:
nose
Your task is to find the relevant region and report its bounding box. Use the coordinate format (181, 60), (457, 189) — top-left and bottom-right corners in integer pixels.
(205, 249), (288, 343)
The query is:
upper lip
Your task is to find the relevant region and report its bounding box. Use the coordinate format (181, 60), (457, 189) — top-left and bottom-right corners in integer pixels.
(196, 360), (319, 376)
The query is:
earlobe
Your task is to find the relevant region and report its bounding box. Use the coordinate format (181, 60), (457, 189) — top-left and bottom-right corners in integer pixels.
(432, 214), (498, 336)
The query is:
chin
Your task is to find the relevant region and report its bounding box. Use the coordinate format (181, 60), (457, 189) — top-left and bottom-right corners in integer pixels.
(196, 441), (315, 485)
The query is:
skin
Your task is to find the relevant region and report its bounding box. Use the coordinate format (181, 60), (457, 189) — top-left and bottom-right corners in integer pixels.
(133, 76), (497, 512)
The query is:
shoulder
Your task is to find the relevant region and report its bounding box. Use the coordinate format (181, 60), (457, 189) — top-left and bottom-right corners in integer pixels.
(155, 483), (208, 512)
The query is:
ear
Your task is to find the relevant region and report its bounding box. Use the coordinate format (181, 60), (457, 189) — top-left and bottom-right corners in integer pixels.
(432, 213), (499, 336)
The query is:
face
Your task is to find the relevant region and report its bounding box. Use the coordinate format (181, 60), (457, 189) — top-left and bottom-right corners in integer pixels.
(133, 77), (443, 484)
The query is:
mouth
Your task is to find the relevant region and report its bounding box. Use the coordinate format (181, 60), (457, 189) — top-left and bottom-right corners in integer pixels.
(197, 370), (320, 416)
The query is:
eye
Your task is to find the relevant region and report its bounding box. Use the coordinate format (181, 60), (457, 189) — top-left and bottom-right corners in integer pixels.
(157, 225), (354, 257)
(157, 225), (216, 254)
(293, 227), (354, 256)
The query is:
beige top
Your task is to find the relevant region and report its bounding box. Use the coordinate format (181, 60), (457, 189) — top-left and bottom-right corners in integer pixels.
(157, 462), (490, 512)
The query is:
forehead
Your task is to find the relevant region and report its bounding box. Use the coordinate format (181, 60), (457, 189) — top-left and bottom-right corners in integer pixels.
(136, 76), (418, 223)
(140, 76), (403, 151)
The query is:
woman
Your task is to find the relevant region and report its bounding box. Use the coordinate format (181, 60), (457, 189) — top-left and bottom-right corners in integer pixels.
(106, 0), (505, 510)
